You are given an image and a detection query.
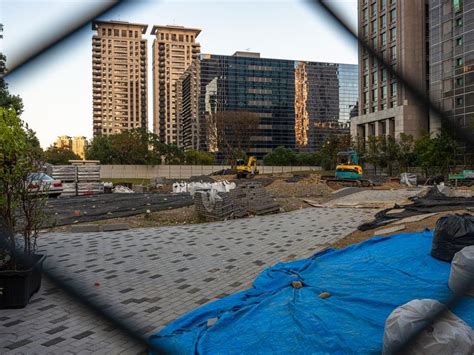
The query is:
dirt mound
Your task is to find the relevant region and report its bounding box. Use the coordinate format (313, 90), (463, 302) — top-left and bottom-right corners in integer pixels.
(266, 175), (331, 198)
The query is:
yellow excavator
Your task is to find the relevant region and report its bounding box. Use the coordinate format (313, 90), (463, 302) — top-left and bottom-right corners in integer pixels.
(235, 156), (258, 179)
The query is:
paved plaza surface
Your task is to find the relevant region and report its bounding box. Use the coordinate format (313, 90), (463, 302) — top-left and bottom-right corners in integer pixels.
(1, 207), (376, 354)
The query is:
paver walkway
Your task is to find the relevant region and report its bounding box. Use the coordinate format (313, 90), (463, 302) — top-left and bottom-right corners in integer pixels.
(1, 207), (375, 354)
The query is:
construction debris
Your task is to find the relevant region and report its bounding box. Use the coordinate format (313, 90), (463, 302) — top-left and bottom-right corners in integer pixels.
(194, 182), (280, 221)
(359, 186), (474, 231)
(173, 181), (236, 196)
(113, 185), (135, 193)
(194, 191), (246, 221)
(230, 182), (281, 216)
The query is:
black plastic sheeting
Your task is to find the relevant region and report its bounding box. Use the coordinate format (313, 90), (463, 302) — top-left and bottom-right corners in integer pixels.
(431, 214), (474, 261)
(43, 193), (193, 227)
(358, 187), (474, 231)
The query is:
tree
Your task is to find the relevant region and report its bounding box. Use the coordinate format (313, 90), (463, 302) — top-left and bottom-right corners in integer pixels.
(44, 146), (80, 165)
(162, 144), (185, 165)
(86, 135), (117, 164)
(0, 107), (45, 269)
(185, 150), (215, 165)
(0, 53), (24, 115)
(414, 131), (461, 176)
(295, 152), (321, 166)
(397, 133), (415, 172)
(208, 111), (260, 161)
(263, 146), (296, 166)
(365, 135), (381, 174)
(378, 135), (399, 176)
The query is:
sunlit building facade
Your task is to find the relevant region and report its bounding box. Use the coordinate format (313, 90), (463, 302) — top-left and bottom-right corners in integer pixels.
(152, 25), (201, 144)
(91, 21), (148, 136)
(176, 52), (358, 158)
(54, 136), (88, 159)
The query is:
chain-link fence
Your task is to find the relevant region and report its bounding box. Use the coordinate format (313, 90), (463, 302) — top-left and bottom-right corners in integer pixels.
(1, 0), (473, 353)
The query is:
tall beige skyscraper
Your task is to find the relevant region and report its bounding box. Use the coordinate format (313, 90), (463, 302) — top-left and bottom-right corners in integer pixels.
(92, 21), (148, 136)
(151, 25), (201, 144)
(351, 0), (429, 140)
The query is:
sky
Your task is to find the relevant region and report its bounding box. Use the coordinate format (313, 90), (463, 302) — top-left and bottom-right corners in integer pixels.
(2, 0), (358, 148)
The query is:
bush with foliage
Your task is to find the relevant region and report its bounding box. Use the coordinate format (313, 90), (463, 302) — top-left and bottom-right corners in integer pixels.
(0, 107), (46, 269)
(44, 146), (80, 165)
(185, 150), (215, 165)
(86, 129), (187, 165)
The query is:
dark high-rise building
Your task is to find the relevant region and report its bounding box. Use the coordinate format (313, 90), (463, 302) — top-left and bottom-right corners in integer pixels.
(429, 0), (474, 136)
(176, 52), (358, 158)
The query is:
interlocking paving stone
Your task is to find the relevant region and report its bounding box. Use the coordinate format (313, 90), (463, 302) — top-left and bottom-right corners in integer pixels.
(0, 207), (376, 354)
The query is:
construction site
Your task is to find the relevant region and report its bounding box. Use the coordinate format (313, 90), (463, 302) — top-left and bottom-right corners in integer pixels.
(2, 160), (474, 354)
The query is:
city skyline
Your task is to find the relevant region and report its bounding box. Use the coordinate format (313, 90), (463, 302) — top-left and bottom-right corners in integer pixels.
(4, 0), (358, 148)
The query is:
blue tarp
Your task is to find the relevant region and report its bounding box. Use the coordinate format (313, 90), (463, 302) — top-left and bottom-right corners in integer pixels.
(149, 231), (474, 354)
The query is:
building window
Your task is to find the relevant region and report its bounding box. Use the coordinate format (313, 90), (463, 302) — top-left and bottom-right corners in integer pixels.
(370, 2), (376, 17)
(456, 97), (464, 106)
(453, 0), (463, 13)
(381, 0), (386, 9)
(363, 7), (368, 20)
(381, 32), (387, 46)
(363, 24), (368, 37)
(372, 89), (378, 101)
(456, 17), (463, 27)
(363, 75), (369, 87)
(381, 15), (386, 28)
(371, 72), (377, 86)
(381, 68), (387, 82)
(390, 9), (396, 23)
(114, 29), (119, 36)
(391, 82), (397, 96)
(381, 85), (387, 99)
(390, 27), (396, 42)
(456, 77), (464, 86)
(364, 57), (369, 70)
(456, 37), (463, 46)
(456, 57), (464, 66)
(371, 19), (377, 32)
(390, 46), (396, 60)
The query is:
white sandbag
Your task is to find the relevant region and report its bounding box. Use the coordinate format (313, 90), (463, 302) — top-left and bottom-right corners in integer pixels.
(382, 299), (474, 355)
(400, 172), (417, 187)
(449, 246), (474, 297)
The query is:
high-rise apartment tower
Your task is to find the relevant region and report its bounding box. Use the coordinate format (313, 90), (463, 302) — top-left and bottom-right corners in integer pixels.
(92, 21), (148, 136)
(151, 25), (201, 144)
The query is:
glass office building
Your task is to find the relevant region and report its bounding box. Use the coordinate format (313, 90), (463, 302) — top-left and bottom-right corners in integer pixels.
(429, 0), (474, 138)
(176, 52), (358, 159)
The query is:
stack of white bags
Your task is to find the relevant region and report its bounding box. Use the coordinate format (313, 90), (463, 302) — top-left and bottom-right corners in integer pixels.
(172, 181), (236, 196)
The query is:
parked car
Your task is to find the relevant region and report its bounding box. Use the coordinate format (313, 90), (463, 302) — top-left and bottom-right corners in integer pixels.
(27, 173), (63, 198)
